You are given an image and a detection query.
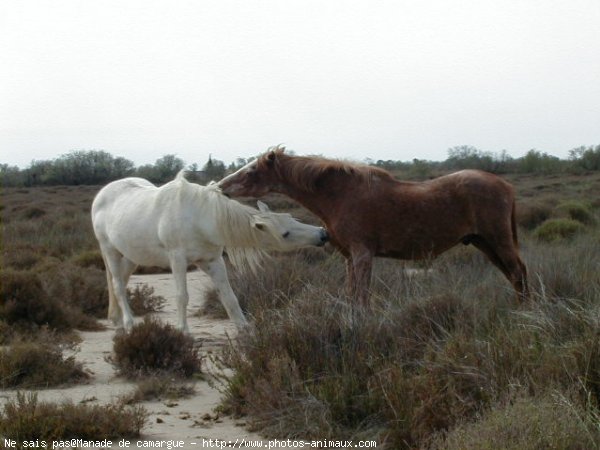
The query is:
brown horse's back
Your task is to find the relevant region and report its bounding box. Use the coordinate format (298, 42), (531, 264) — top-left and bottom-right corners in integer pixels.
(328, 169), (516, 260)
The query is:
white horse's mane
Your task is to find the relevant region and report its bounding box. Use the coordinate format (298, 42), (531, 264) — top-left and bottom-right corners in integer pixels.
(174, 171), (279, 272)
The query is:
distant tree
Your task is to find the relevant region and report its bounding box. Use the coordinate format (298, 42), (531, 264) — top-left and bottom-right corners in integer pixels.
(154, 154), (186, 181)
(446, 145), (495, 171)
(24, 159), (55, 185)
(202, 155), (226, 182)
(517, 149), (563, 174)
(137, 154), (185, 184)
(569, 145), (600, 171)
(0, 164), (23, 187)
(20, 150), (135, 185)
(410, 158), (433, 179)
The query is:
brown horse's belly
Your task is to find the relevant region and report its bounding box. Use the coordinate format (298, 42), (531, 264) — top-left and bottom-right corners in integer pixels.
(375, 239), (458, 260)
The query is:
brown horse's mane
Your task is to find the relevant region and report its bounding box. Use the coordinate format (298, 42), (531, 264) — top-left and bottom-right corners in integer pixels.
(258, 147), (395, 192)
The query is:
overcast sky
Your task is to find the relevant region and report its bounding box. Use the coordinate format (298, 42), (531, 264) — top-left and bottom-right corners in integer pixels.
(2, 0), (599, 168)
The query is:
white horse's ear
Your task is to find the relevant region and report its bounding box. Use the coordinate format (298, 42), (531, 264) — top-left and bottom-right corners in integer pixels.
(257, 201), (270, 213)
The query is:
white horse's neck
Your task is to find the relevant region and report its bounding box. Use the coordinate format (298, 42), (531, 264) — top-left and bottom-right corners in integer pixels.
(172, 176), (274, 272)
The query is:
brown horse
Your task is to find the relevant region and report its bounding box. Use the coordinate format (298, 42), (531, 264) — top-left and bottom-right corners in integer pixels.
(218, 147), (529, 304)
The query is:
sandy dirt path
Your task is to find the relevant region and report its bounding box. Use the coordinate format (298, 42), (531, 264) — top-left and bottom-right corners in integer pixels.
(0, 272), (272, 449)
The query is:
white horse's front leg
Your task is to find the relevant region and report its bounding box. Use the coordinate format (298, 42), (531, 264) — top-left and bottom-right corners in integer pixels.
(169, 250), (190, 333)
(205, 256), (248, 328)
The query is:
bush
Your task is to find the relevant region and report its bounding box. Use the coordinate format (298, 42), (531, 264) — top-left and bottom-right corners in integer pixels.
(127, 284), (167, 316)
(112, 316), (201, 378)
(121, 376), (195, 404)
(0, 270), (71, 330)
(71, 249), (105, 269)
(21, 206), (47, 219)
(0, 340), (87, 388)
(533, 218), (585, 242)
(0, 392), (146, 443)
(220, 235), (600, 448)
(197, 288), (226, 319)
(555, 200), (596, 225)
(36, 261), (107, 325)
(227, 250), (343, 315)
(1, 244), (50, 270)
(430, 394), (600, 450)
(516, 201), (553, 230)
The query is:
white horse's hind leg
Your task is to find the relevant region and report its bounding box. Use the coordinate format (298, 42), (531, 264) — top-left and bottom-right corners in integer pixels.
(100, 244), (136, 332)
(169, 251), (190, 333)
(205, 256), (248, 328)
(105, 267), (122, 327)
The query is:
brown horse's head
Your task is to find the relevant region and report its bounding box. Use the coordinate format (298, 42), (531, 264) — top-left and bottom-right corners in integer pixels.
(218, 147), (285, 197)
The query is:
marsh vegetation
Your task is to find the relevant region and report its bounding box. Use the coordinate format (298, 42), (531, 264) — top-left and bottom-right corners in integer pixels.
(2, 163), (600, 447)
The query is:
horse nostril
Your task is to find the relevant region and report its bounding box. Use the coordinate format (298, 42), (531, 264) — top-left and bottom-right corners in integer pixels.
(282, 231), (290, 238)
(320, 229), (329, 242)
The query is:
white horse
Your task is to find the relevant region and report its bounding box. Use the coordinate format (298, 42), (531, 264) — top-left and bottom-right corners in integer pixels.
(91, 171), (328, 333)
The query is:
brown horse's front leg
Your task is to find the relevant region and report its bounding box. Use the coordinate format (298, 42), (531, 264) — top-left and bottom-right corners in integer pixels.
(345, 257), (356, 297)
(350, 246), (374, 306)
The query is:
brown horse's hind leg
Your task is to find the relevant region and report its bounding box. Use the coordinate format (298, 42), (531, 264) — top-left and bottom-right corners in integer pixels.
(471, 236), (529, 301)
(345, 257), (356, 297)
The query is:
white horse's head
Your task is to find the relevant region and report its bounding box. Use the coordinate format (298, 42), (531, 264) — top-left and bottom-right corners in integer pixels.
(252, 201), (329, 251)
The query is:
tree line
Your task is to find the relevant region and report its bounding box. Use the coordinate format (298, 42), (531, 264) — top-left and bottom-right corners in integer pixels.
(372, 144), (600, 178)
(0, 151), (231, 187)
(2, 145), (600, 187)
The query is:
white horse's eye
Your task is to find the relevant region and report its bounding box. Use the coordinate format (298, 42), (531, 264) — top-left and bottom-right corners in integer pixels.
(282, 231), (290, 238)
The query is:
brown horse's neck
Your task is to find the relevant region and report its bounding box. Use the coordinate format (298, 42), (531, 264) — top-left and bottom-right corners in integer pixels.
(274, 173), (344, 227)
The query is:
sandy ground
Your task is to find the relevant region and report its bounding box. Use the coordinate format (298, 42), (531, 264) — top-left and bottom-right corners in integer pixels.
(0, 272), (273, 449)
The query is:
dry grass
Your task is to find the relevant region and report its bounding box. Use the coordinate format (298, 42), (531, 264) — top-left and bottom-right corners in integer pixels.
(429, 393), (600, 450)
(2, 174), (600, 448)
(220, 231), (600, 448)
(127, 283), (167, 316)
(0, 392), (147, 444)
(0, 338), (87, 388)
(121, 376), (196, 404)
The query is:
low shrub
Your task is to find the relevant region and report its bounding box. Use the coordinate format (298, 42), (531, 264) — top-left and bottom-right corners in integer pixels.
(121, 376), (196, 404)
(128, 284), (167, 316)
(0, 392), (146, 443)
(21, 206), (47, 219)
(112, 316), (201, 378)
(430, 393), (600, 450)
(516, 201), (553, 230)
(555, 200), (596, 225)
(1, 243), (49, 270)
(0, 340), (87, 388)
(227, 250), (343, 315)
(197, 288), (226, 319)
(220, 234), (600, 448)
(533, 218), (585, 242)
(71, 249), (105, 269)
(36, 262), (107, 326)
(0, 270), (72, 330)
